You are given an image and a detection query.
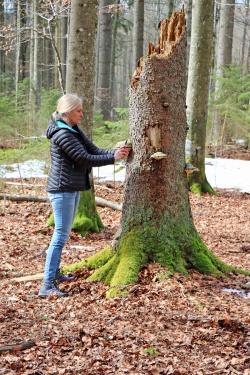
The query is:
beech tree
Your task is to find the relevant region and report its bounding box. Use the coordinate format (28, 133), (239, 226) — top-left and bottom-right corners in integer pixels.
(132, 0), (144, 71)
(96, 0), (113, 120)
(65, 10), (244, 297)
(186, 0), (214, 193)
(48, 0), (103, 236)
(213, 0), (235, 143)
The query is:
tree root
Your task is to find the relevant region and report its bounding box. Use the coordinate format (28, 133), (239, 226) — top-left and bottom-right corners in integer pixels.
(63, 223), (249, 297)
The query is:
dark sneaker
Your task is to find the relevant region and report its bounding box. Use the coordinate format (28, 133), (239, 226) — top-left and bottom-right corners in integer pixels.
(38, 282), (68, 297)
(56, 273), (75, 283)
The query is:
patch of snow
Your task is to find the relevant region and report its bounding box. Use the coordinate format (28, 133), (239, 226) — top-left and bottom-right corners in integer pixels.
(0, 160), (47, 178)
(0, 158), (250, 194)
(205, 158), (250, 193)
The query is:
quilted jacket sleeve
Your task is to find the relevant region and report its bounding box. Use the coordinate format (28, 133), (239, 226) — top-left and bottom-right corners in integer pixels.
(76, 127), (114, 156)
(52, 129), (115, 168)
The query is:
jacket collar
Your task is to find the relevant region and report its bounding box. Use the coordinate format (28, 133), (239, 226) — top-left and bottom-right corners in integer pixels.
(56, 120), (78, 134)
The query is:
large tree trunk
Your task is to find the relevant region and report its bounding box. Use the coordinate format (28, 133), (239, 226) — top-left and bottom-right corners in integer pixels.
(65, 0), (103, 236)
(65, 11), (242, 297)
(186, 0), (215, 194)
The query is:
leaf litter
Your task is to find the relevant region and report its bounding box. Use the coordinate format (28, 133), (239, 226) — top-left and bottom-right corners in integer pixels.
(0, 180), (249, 374)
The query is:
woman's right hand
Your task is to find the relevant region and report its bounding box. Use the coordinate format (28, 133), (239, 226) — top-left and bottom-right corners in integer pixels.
(114, 146), (130, 160)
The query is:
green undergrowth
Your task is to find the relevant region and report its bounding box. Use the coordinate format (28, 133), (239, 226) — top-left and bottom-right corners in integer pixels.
(0, 109), (129, 165)
(0, 138), (49, 165)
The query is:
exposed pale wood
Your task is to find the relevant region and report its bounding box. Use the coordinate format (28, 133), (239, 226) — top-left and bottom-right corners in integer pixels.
(4, 181), (44, 188)
(0, 194), (122, 211)
(11, 273), (44, 282)
(132, 10), (185, 89)
(0, 194), (48, 202)
(95, 196), (122, 211)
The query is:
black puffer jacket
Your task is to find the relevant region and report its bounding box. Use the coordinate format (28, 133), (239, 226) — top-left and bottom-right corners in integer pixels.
(46, 119), (115, 192)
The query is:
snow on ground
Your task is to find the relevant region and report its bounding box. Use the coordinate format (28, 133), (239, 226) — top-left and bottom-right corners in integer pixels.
(0, 158), (250, 193)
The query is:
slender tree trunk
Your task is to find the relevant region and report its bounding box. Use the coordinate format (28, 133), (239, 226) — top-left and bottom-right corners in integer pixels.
(132, 0), (144, 71)
(110, 0), (120, 111)
(60, 14), (68, 86)
(213, 0), (235, 143)
(33, 0), (39, 112)
(20, 1), (28, 81)
(96, 0), (113, 120)
(29, 0), (35, 134)
(241, 0), (250, 73)
(65, 11), (243, 297)
(186, 0), (215, 194)
(184, 0), (192, 67)
(216, 0), (235, 72)
(15, 0), (21, 108)
(0, 1), (5, 78)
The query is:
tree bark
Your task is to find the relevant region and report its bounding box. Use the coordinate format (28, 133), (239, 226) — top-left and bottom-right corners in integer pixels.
(65, 11), (243, 297)
(0, 1), (5, 76)
(132, 0), (144, 71)
(213, 0), (235, 143)
(184, 0), (192, 68)
(64, 0), (105, 236)
(186, 0), (215, 194)
(15, 0), (21, 108)
(96, 0), (113, 120)
(241, 0), (250, 73)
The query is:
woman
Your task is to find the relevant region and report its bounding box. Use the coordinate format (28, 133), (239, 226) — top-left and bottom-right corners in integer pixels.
(39, 93), (129, 297)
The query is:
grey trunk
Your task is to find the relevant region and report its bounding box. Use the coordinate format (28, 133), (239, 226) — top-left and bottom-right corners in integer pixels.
(96, 0), (113, 120)
(186, 0), (214, 192)
(132, 0), (144, 71)
(66, 0), (98, 136)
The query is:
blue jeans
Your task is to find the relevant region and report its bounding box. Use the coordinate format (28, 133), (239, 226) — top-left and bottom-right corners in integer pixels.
(43, 191), (80, 283)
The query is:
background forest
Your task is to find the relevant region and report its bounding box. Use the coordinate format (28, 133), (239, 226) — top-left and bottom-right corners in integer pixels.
(0, 0), (249, 162)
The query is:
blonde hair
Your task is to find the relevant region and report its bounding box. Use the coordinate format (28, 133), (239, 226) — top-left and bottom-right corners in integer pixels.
(56, 93), (82, 115)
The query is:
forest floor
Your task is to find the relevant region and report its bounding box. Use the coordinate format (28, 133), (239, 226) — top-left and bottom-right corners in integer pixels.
(0, 179), (249, 375)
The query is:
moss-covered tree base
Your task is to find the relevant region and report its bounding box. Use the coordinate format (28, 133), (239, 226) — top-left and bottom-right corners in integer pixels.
(47, 190), (103, 236)
(188, 173), (215, 195)
(63, 219), (249, 297)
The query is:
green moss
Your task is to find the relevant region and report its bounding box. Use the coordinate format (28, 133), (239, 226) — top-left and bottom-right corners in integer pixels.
(72, 190), (104, 236)
(189, 182), (202, 194)
(188, 176), (215, 195)
(85, 246), (114, 268)
(62, 246), (113, 274)
(189, 251), (222, 275)
(62, 213), (249, 297)
(106, 286), (129, 298)
(87, 255), (119, 284)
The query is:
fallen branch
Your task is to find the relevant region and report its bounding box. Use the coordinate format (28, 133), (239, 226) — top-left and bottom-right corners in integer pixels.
(11, 273), (44, 282)
(0, 194), (47, 202)
(0, 193), (122, 211)
(0, 340), (36, 353)
(4, 181), (45, 188)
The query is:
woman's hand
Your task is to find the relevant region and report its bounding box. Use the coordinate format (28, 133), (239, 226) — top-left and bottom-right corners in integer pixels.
(114, 146), (130, 160)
